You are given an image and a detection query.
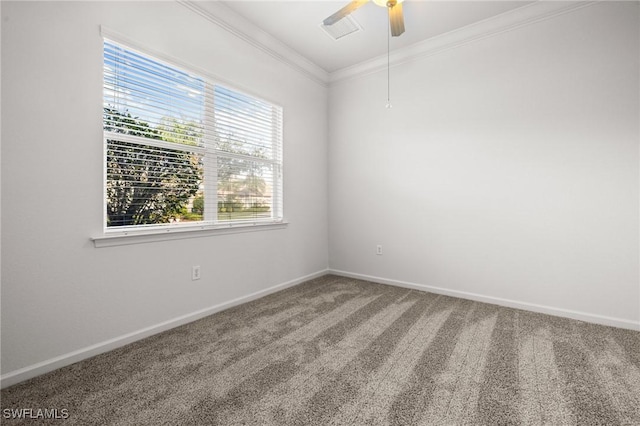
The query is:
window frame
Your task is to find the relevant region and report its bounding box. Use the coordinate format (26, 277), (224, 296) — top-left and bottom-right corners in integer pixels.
(95, 30), (286, 247)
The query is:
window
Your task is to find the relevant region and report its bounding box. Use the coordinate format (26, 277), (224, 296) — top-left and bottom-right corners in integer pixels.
(103, 39), (283, 233)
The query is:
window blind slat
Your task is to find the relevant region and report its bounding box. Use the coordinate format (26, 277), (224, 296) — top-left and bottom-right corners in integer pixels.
(103, 39), (283, 229)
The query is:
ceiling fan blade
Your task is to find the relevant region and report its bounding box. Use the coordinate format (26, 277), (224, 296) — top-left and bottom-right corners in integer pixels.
(323, 0), (369, 26)
(389, 3), (405, 37)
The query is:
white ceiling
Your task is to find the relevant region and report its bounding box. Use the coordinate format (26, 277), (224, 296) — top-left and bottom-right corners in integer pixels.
(216, 1), (534, 73)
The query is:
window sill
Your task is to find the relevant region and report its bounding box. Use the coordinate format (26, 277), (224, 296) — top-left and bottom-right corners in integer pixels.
(92, 221), (289, 248)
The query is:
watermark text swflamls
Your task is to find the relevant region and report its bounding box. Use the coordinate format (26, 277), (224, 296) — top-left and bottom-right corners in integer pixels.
(2, 408), (69, 420)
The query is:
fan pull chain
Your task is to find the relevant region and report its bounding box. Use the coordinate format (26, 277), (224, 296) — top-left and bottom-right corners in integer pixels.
(386, 5), (392, 109)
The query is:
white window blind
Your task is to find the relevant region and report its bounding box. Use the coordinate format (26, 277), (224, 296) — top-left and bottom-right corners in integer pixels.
(103, 39), (283, 231)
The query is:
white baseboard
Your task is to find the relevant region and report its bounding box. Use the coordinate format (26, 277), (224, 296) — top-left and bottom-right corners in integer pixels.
(329, 269), (640, 332)
(0, 269), (328, 389)
(3, 267), (636, 389)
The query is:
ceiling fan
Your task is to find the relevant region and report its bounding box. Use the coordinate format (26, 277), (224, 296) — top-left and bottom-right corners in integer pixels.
(323, 0), (406, 37)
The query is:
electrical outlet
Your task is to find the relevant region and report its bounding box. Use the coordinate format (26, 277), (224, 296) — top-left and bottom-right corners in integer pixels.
(376, 245), (383, 255)
(192, 265), (201, 281)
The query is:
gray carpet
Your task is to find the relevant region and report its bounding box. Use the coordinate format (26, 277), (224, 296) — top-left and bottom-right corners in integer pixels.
(2, 275), (639, 425)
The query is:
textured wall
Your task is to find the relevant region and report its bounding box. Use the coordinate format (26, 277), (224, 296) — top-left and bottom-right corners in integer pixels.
(1, 1), (329, 377)
(329, 2), (639, 328)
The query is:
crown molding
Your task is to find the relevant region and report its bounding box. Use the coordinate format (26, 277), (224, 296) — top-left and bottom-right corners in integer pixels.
(329, 1), (598, 84)
(178, 0), (330, 87)
(179, 1), (598, 88)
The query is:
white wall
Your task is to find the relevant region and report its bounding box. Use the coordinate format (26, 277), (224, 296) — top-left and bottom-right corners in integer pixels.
(329, 2), (639, 328)
(1, 1), (328, 380)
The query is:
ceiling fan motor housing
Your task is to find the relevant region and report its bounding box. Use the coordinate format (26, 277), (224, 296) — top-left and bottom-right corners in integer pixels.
(372, 0), (403, 8)
(325, 0), (405, 37)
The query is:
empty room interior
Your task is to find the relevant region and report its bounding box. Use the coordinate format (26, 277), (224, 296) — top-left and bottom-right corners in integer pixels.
(1, 0), (639, 424)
